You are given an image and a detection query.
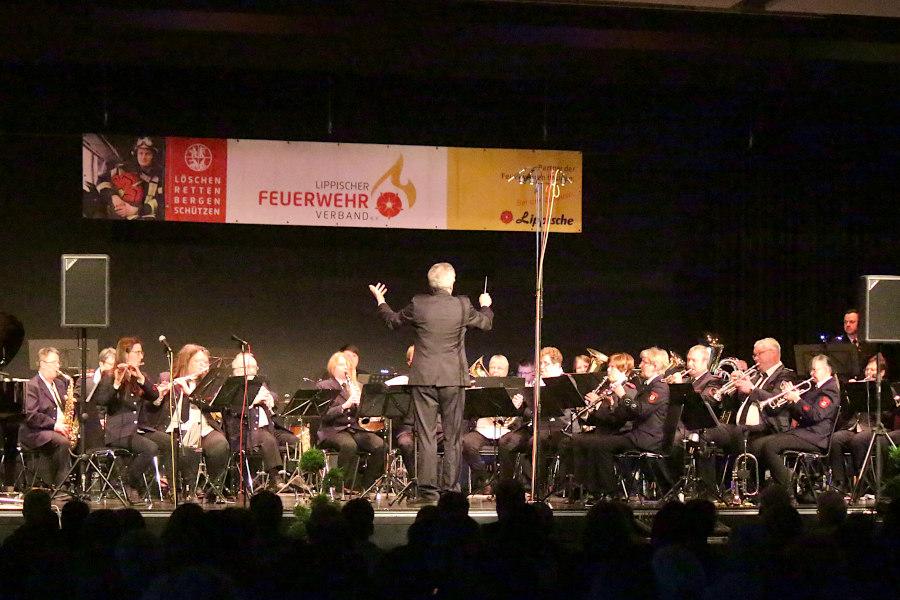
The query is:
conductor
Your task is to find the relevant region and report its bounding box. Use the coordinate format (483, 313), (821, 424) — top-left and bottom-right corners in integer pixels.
(369, 262), (493, 502)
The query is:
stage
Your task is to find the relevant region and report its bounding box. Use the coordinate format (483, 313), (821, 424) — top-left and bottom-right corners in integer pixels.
(0, 492), (879, 550)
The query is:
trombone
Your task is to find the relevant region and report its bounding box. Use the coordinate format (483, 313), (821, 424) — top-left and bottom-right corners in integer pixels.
(758, 377), (815, 409)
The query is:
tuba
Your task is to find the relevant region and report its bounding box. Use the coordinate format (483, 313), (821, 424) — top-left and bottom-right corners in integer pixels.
(706, 334), (725, 373)
(469, 356), (488, 377)
(586, 348), (608, 373)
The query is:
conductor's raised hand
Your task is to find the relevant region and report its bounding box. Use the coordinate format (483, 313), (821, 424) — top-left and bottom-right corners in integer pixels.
(479, 293), (492, 308)
(368, 283), (388, 305)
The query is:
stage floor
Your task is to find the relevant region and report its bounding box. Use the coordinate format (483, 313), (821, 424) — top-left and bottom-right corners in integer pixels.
(0, 491), (880, 549)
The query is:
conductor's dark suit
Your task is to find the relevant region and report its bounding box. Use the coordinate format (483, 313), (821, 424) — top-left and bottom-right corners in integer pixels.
(377, 289), (493, 499)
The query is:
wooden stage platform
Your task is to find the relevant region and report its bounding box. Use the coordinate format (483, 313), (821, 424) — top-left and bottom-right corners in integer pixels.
(0, 492), (879, 550)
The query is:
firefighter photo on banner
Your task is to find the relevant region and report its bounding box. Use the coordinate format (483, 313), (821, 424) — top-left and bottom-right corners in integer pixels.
(83, 135), (165, 220)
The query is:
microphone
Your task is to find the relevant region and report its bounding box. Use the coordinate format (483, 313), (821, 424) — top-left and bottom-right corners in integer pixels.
(506, 168), (526, 183)
(158, 335), (173, 354)
(231, 334), (250, 347)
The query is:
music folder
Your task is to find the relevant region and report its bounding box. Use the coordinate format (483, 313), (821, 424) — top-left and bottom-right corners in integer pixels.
(208, 376), (264, 413)
(843, 381), (897, 423)
(537, 374), (586, 419)
(360, 381), (412, 419)
(674, 383), (719, 431)
(187, 365), (232, 412)
(464, 377), (523, 420)
(794, 343), (860, 379)
(568, 372), (604, 397)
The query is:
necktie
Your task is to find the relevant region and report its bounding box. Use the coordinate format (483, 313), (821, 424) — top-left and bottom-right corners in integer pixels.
(50, 381), (63, 409)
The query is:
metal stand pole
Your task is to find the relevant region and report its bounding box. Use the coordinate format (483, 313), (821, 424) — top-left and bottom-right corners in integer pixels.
(508, 167), (572, 500)
(165, 347), (179, 506)
(530, 179), (544, 501)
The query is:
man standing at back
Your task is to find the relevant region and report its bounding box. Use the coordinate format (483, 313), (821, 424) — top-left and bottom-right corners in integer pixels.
(369, 262), (493, 502)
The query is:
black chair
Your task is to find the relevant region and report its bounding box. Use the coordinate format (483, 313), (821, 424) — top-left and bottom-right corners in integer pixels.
(782, 406), (842, 501)
(615, 402), (684, 502)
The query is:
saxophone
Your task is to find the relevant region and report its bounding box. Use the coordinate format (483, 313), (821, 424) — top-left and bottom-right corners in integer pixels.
(61, 373), (80, 448)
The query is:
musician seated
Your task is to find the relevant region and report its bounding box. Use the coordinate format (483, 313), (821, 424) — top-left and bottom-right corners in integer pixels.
(386, 345), (417, 476)
(316, 352), (386, 491)
(573, 353), (637, 494)
(461, 354), (521, 490)
(729, 338), (799, 434)
(79, 346), (116, 450)
(573, 354), (591, 374)
(165, 344), (230, 497)
(846, 355), (900, 492)
(94, 337), (170, 501)
(499, 348), (573, 492)
(575, 347), (670, 500)
(828, 354), (883, 491)
(19, 347), (72, 488)
(749, 354), (840, 498)
(227, 353), (300, 488)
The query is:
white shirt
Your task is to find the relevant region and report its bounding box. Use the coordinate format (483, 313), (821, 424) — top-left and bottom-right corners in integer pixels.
(252, 383), (275, 427)
(40, 374), (65, 429)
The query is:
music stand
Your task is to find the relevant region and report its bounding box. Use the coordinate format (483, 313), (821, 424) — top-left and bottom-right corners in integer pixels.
(793, 343), (860, 379)
(824, 344), (862, 380)
(463, 377), (524, 496)
(187, 365), (232, 413)
(525, 375), (584, 498)
(276, 384), (341, 496)
(850, 380), (898, 501)
(361, 382), (413, 498)
(568, 372), (604, 397)
(538, 375), (586, 419)
(665, 384), (721, 501)
(793, 344), (824, 377)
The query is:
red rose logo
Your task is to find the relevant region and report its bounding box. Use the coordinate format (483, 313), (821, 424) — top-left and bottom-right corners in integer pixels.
(111, 171), (145, 205)
(376, 192), (402, 219)
(500, 210), (513, 224)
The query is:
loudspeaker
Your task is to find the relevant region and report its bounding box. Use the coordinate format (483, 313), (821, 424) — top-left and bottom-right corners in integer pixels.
(61, 254), (109, 328)
(859, 275), (900, 344)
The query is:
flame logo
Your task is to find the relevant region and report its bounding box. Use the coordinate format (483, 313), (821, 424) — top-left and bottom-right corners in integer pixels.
(372, 155), (416, 209)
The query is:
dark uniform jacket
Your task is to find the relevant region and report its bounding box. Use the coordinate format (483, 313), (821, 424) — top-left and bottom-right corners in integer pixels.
(316, 377), (363, 441)
(377, 290), (493, 387)
(221, 378), (278, 450)
(582, 381), (638, 434)
(783, 376), (840, 449)
(623, 376), (670, 451)
(737, 364), (799, 432)
(19, 375), (68, 449)
(94, 374), (160, 446)
(692, 372), (723, 404)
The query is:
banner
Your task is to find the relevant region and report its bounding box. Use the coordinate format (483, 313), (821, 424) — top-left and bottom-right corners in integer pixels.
(82, 134), (582, 233)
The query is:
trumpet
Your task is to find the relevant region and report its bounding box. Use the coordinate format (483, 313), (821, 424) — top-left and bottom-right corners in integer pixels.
(573, 375), (611, 420)
(665, 369), (691, 384)
(713, 364), (760, 401)
(758, 377), (815, 409)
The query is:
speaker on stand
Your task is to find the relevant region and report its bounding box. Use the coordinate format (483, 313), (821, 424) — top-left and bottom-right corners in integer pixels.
(60, 254), (110, 473)
(854, 275), (900, 503)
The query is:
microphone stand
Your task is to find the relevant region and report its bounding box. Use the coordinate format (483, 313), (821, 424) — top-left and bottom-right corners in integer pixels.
(164, 344), (178, 506)
(237, 340), (251, 507)
(508, 166), (572, 500)
(851, 349), (896, 503)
